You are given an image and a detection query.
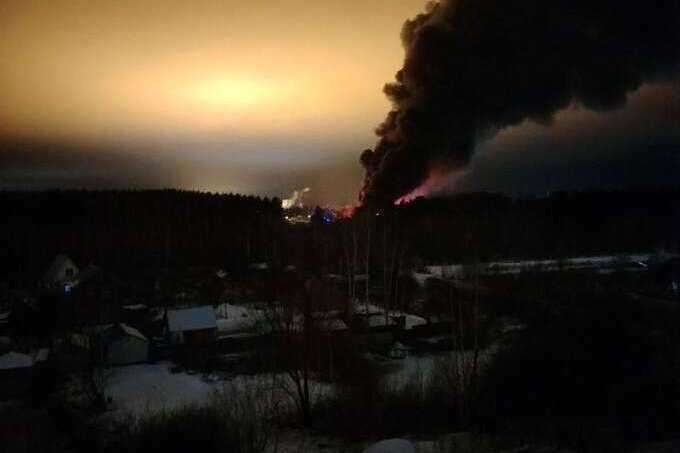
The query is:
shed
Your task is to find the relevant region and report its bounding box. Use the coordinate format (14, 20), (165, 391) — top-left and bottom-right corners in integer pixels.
(167, 306), (217, 345)
(0, 311), (10, 336)
(0, 352), (34, 400)
(0, 351), (33, 370)
(41, 254), (79, 292)
(364, 439), (415, 453)
(98, 323), (149, 365)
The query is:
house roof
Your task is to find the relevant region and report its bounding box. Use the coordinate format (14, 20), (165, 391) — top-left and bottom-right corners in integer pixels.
(118, 324), (148, 342)
(122, 304), (148, 311)
(41, 254), (78, 283)
(317, 318), (349, 332)
(289, 314), (349, 332)
(90, 323), (148, 343)
(0, 351), (33, 370)
(33, 348), (50, 363)
(167, 306), (217, 332)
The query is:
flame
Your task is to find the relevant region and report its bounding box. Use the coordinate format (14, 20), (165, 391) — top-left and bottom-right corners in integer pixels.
(338, 204), (359, 219)
(394, 167), (452, 205)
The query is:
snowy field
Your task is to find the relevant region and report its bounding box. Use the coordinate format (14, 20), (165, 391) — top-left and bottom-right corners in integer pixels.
(106, 362), (220, 415)
(105, 350), (492, 417)
(105, 361), (332, 418)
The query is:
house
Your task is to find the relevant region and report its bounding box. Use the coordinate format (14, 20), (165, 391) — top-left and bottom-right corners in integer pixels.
(97, 323), (149, 366)
(0, 310), (10, 336)
(121, 304), (149, 331)
(41, 254), (79, 293)
(0, 351), (34, 400)
(286, 311), (349, 335)
(0, 336), (10, 352)
(215, 303), (263, 336)
(351, 310), (425, 333)
(166, 306), (217, 345)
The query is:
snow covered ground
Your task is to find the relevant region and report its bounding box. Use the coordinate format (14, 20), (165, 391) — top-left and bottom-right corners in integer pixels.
(105, 355), (455, 417)
(215, 303), (265, 335)
(354, 302), (427, 330)
(384, 346), (499, 390)
(420, 253), (670, 281)
(106, 363), (219, 415)
(105, 361), (332, 418)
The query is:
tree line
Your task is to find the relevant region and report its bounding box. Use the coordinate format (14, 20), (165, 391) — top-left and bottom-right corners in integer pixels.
(396, 186), (680, 263)
(0, 189), (284, 285)
(1, 186), (678, 287)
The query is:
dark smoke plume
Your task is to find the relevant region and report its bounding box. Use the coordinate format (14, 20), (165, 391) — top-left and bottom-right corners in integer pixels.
(360, 0), (680, 204)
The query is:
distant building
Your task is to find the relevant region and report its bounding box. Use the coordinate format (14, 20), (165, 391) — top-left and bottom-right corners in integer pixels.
(41, 254), (79, 293)
(0, 351), (34, 400)
(98, 323), (149, 366)
(166, 306), (217, 346)
(0, 310), (10, 336)
(121, 304), (149, 332)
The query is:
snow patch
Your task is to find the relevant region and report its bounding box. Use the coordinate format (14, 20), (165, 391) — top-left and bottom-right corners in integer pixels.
(0, 352), (34, 370)
(363, 438), (416, 453)
(214, 303), (264, 334)
(106, 362), (217, 415)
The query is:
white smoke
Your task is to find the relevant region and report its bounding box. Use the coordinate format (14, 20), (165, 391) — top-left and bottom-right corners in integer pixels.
(282, 187), (310, 209)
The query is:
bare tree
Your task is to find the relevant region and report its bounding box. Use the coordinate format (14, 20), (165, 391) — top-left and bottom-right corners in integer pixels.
(341, 218), (360, 308)
(381, 209), (406, 324)
(365, 210), (372, 311)
(263, 274), (337, 425)
(441, 261), (482, 424)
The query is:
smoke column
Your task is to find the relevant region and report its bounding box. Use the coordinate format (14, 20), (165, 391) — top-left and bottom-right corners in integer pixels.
(360, 0), (680, 205)
(282, 187), (311, 209)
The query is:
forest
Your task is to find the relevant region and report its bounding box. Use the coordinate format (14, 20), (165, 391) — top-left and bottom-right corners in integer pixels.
(0, 190), (284, 284)
(1, 186), (679, 286)
(397, 187), (680, 262)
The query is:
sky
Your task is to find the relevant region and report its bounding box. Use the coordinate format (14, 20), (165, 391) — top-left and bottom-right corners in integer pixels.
(1, 0), (679, 205)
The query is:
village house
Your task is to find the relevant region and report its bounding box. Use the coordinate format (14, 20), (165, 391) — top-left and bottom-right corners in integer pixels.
(70, 323), (150, 366)
(121, 304), (150, 331)
(0, 310), (10, 337)
(97, 323), (149, 366)
(0, 351), (33, 399)
(40, 254), (79, 293)
(0, 349), (50, 400)
(166, 306), (217, 346)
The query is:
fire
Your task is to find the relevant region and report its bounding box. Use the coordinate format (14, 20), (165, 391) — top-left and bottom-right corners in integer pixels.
(338, 204), (359, 219)
(394, 185), (428, 205)
(394, 167), (452, 205)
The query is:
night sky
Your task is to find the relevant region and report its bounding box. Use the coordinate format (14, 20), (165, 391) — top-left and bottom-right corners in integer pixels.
(1, 0), (679, 205)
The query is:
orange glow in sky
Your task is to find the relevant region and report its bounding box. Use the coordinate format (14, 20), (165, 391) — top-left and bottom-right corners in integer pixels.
(0, 0), (426, 143)
(0, 0), (426, 201)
